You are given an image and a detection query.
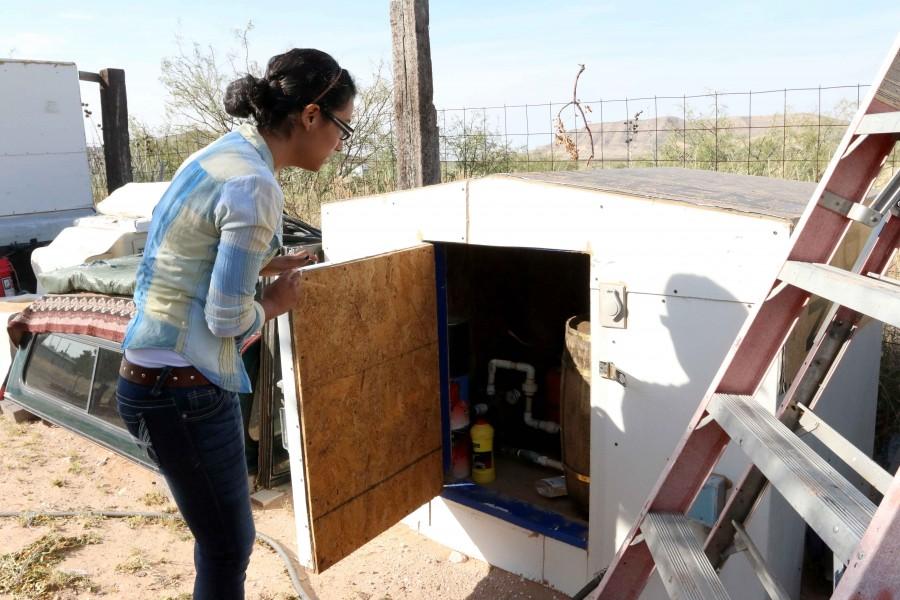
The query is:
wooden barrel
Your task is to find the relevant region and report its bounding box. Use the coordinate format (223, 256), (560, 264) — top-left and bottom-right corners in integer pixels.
(560, 315), (591, 516)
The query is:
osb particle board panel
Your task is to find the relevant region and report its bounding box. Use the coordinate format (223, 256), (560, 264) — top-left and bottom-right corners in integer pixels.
(290, 244), (442, 572)
(312, 449), (442, 570)
(294, 244), (439, 385)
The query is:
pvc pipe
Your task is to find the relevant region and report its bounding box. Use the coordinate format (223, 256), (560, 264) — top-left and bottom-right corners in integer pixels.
(486, 359), (537, 396)
(487, 358), (559, 433)
(502, 446), (564, 471)
(524, 395), (560, 434)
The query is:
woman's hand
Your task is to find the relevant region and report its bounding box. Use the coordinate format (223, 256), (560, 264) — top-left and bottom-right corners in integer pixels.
(260, 251), (318, 276)
(260, 268), (304, 321)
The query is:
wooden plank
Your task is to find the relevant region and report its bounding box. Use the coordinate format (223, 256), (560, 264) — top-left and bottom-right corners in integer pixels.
(78, 70), (102, 84)
(291, 244), (442, 572)
(390, 0), (440, 189)
(99, 68), (132, 193)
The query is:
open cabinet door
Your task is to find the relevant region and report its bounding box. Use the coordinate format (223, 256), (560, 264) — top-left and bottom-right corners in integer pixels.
(278, 244), (443, 572)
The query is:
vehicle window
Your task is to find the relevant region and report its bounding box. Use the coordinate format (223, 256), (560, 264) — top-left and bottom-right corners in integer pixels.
(89, 348), (124, 428)
(24, 334), (97, 410)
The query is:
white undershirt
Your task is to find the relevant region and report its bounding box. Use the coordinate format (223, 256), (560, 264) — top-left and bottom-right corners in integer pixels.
(124, 348), (192, 368)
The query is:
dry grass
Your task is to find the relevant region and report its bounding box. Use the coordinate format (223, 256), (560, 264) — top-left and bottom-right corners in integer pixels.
(115, 549), (166, 576)
(124, 514), (191, 541)
(140, 491), (170, 507)
(0, 532), (101, 598)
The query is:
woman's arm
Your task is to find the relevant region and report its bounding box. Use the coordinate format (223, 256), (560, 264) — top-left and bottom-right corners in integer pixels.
(206, 175), (286, 339)
(259, 250), (317, 276)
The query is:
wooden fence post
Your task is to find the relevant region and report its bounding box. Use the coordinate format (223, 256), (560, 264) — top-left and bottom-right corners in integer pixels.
(99, 68), (133, 193)
(390, 0), (441, 189)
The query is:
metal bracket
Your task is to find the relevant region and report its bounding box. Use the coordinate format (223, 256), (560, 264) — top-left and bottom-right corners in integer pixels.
(818, 191), (882, 227)
(599, 361), (627, 386)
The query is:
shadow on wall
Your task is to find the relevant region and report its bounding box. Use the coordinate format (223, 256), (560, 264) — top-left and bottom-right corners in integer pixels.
(590, 273), (751, 576)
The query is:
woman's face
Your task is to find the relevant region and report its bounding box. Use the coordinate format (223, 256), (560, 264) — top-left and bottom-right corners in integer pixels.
(287, 99), (355, 172)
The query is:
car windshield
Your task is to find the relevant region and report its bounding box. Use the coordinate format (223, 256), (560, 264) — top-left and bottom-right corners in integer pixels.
(24, 334), (96, 410)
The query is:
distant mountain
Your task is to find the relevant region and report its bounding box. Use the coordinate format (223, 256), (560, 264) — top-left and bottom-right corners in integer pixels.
(536, 113), (848, 160)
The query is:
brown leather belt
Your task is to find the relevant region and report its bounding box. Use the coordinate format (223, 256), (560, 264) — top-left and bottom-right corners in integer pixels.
(119, 358), (212, 388)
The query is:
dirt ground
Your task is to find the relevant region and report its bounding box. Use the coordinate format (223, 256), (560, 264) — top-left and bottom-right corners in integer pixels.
(0, 412), (570, 600)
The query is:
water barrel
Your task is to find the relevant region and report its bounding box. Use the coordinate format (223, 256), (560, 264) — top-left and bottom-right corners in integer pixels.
(560, 315), (591, 516)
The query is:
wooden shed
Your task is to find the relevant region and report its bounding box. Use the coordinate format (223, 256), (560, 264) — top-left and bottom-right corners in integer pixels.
(279, 167), (881, 598)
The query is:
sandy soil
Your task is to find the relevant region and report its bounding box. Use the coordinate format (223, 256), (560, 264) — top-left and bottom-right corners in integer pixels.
(0, 413), (569, 600)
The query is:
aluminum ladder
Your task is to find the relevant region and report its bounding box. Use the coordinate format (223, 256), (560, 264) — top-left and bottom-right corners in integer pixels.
(587, 33), (900, 600)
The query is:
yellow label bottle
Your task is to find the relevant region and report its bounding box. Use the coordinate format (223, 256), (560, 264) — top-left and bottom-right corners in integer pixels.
(471, 419), (496, 484)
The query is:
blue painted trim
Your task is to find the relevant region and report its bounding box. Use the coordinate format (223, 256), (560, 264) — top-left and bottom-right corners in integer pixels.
(442, 482), (588, 549)
(434, 243), (451, 472)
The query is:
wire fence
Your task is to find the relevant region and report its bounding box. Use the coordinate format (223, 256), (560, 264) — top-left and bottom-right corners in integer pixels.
(86, 81), (900, 464)
(89, 83), (899, 215)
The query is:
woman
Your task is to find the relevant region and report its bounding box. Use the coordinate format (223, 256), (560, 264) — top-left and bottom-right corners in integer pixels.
(116, 48), (355, 599)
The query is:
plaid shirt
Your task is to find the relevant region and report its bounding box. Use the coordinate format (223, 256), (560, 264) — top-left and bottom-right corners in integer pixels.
(123, 124), (283, 392)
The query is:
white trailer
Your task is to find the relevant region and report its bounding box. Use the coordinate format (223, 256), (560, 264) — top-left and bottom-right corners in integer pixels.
(279, 167), (880, 598)
(0, 59), (95, 254)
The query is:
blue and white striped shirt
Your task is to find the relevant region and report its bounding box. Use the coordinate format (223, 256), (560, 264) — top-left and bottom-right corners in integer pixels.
(123, 124), (283, 392)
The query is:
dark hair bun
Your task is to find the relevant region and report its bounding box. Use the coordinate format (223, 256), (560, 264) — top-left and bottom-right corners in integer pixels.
(224, 74), (269, 119)
(224, 49), (357, 132)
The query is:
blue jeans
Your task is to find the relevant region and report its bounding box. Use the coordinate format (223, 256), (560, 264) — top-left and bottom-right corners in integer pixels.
(116, 372), (255, 600)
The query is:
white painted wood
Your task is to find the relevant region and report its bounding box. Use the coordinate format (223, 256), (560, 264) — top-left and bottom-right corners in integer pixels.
(321, 180), (467, 262)
(400, 502), (431, 533)
(277, 314), (314, 570)
(0, 61), (92, 224)
(587, 291), (753, 572)
(543, 537), (589, 597)
(323, 173), (795, 302)
(422, 498), (544, 582)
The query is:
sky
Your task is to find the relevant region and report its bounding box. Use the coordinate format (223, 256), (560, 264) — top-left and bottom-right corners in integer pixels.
(3, 0), (900, 142)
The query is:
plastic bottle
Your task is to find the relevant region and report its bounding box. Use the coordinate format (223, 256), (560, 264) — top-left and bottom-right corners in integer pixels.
(450, 430), (471, 479)
(471, 418), (496, 484)
(0, 257), (17, 297)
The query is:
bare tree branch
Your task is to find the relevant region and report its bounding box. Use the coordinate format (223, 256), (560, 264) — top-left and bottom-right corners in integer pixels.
(554, 64), (595, 167)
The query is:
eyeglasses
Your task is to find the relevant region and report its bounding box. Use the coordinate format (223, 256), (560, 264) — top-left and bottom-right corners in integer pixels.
(322, 109), (354, 141)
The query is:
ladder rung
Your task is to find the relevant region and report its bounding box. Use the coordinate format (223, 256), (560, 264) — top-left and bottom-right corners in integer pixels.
(642, 512), (731, 600)
(796, 404), (894, 496)
(855, 111), (900, 135)
(732, 521), (791, 600)
(707, 394), (876, 564)
(778, 262), (900, 328)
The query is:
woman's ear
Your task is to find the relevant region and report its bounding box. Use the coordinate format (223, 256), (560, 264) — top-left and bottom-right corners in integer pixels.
(298, 104), (320, 131)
